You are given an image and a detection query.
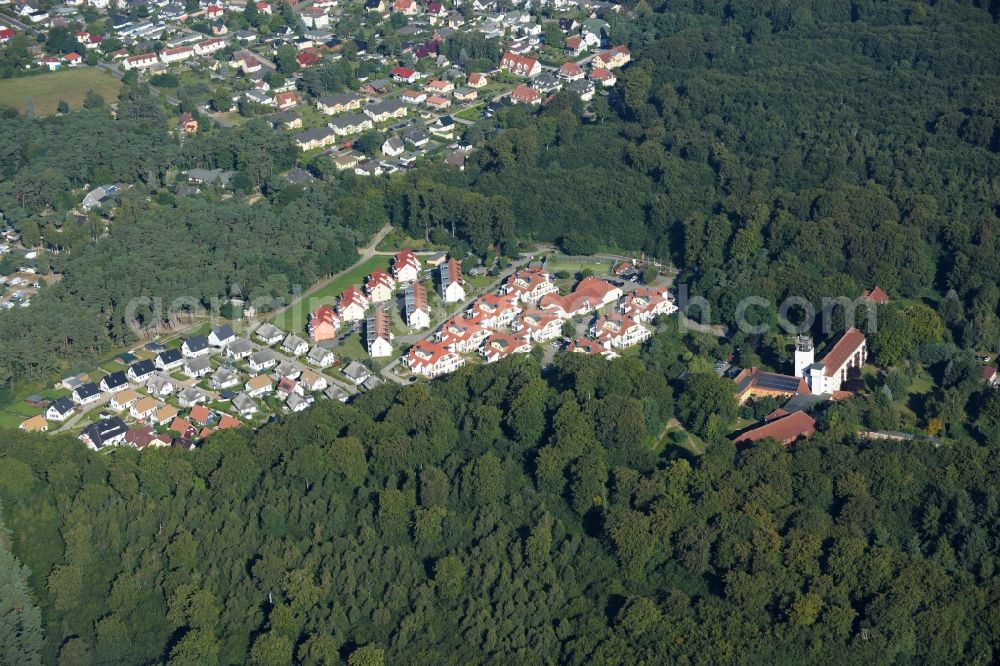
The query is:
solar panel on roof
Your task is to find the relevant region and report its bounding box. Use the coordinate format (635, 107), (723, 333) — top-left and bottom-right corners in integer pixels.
(754, 373), (802, 393)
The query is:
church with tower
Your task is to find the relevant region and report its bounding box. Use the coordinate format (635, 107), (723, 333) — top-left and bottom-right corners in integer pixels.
(794, 328), (868, 395)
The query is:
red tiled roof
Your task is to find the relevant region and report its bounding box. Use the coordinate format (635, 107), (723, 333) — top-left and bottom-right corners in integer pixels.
(862, 286), (890, 304)
(818, 327), (866, 377)
(733, 411), (817, 447)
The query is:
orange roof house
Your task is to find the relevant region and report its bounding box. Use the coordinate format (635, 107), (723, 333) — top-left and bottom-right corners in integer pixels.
(733, 411), (817, 447)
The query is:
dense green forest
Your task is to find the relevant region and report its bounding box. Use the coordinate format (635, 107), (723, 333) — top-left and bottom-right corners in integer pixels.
(1, 351), (998, 664)
(1, 1), (1000, 662)
(2, 0), (999, 385)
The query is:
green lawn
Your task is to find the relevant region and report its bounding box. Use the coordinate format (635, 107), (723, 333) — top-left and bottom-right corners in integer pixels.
(454, 105), (482, 122)
(654, 420), (707, 457)
(271, 255), (388, 332)
(0, 68), (123, 115)
(544, 256), (616, 277)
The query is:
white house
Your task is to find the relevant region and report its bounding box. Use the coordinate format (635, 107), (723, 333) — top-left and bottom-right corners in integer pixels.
(439, 257), (466, 303)
(281, 334), (309, 357)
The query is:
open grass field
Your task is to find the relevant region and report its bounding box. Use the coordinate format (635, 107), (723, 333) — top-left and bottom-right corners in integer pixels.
(0, 68), (123, 115)
(271, 255), (387, 333)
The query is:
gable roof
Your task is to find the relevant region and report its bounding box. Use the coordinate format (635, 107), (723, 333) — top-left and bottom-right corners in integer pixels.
(818, 327), (866, 376)
(733, 411), (817, 447)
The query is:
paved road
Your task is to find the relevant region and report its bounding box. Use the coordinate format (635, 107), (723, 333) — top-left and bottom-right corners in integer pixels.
(379, 254), (536, 384)
(0, 12), (32, 32)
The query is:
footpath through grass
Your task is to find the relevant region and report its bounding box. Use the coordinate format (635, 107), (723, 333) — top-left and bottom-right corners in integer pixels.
(271, 255), (387, 333)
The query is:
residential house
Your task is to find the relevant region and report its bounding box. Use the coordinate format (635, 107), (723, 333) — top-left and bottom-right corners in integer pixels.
(593, 45), (630, 69)
(317, 92), (363, 114)
(110, 389), (139, 412)
(176, 112), (198, 133)
(225, 338), (253, 360)
(299, 369), (328, 392)
(382, 135), (405, 156)
(619, 286), (677, 323)
(45, 397), (75, 422)
(72, 382), (101, 406)
(467, 292), (521, 329)
(189, 405), (214, 426)
(177, 386), (208, 408)
(366, 308), (394, 357)
(286, 393), (312, 413)
(482, 331), (531, 363)
(130, 396), (159, 421)
(567, 337), (619, 359)
(393, 249), (422, 283)
(210, 366), (239, 389)
(984, 366), (1000, 388)
(306, 345), (335, 367)
(426, 95), (451, 110)
(862, 286), (890, 305)
(195, 37), (225, 56)
(390, 66), (420, 83)
(276, 376), (303, 398)
(590, 313), (651, 349)
(342, 361), (371, 385)
(338, 287), (369, 321)
(510, 84), (541, 105)
(80, 417), (128, 450)
(183, 356), (212, 379)
(245, 374), (274, 397)
(406, 340), (463, 378)
(123, 52), (158, 69)
(565, 35), (585, 56)
(438, 257), (466, 303)
(401, 89), (428, 104)
(309, 305), (340, 342)
(254, 322), (284, 345)
(590, 67), (616, 87)
(364, 100), (408, 123)
(296, 50), (322, 68)
(249, 349), (279, 372)
(281, 334), (309, 357)
(274, 91), (298, 111)
(437, 316), (489, 352)
(182, 335), (210, 357)
(100, 371), (129, 393)
(146, 375), (176, 398)
(232, 393), (259, 418)
(366, 268), (396, 303)
(539, 277), (622, 318)
(325, 385), (350, 402)
(557, 61), (585, 81)
(393, 0), (420, 14)
(499, 52), (541, 77)
(295, 127), (338, 150)
(502, 266), (557, 304)
(467, 72), (487, 88)
(425, 79), (454, 94)
(159, 45), (194, 64)
(168, 417), (197, 439)
(453, 87), (477, 102)
(404, 282), (430, 329)
(124, 426), (170, 450)
(301, 5), (329, 27)
(567, 79), (595, 100)
(403, 127), (429, 148)
(329, 113), (374, 136)
(514, 308), (564, 342)
(156, 348), (184, 371)
(151, 404), (179, 426)
(208, 324), (236, 348)
(273, 360), (301, 380)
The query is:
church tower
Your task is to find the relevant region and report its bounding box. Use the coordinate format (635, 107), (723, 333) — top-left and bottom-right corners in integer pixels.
(794, 336), (814, 379)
